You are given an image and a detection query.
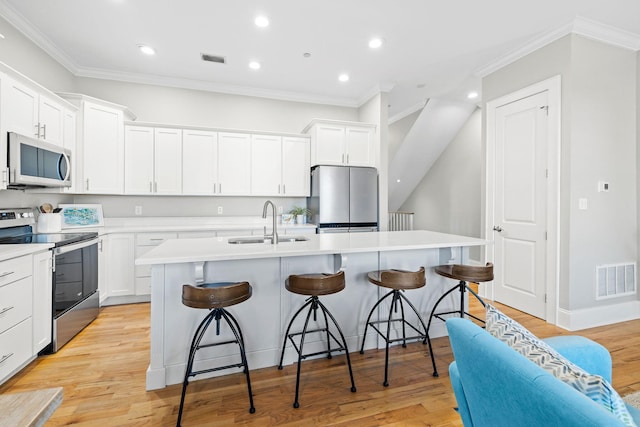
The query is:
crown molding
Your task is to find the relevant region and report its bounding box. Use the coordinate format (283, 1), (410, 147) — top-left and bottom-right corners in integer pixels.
(0, 3), (79, 74)
(475, 16), (640, 78)
(75, 66), (360, 107)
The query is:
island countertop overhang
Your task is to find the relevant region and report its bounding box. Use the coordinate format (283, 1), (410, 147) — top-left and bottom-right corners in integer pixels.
(135, 230), (490, 265)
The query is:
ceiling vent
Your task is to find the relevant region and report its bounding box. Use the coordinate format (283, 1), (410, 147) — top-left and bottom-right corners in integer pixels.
(201, 53), (226, 64)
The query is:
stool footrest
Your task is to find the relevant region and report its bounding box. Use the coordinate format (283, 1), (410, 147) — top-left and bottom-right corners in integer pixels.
(287, 328), (346, 359)
(189, 362), (245, 378)
(369, 318), (427, 344)
(432, 311), (484, 324)
(197, 339), (239, 351)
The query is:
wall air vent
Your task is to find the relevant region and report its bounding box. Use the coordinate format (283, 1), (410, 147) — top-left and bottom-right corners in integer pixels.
(596, 262), (636, 300)
(201, 53), (226, 64)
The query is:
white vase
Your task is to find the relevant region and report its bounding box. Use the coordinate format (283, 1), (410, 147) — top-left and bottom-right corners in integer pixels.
(296, 214), (305, 224)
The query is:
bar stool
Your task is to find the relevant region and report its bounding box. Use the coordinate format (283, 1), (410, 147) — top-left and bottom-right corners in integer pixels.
(426, 262), (494, 376)
(177, 281), (255, 427)
(359, 267), (436, 387)
(277, 271), (357, 408)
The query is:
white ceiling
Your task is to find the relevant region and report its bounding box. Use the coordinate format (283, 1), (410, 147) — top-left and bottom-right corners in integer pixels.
(1, 0), (640, 117)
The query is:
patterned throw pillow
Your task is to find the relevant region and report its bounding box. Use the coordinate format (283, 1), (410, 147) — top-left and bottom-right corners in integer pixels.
(485, 304), (637, 427)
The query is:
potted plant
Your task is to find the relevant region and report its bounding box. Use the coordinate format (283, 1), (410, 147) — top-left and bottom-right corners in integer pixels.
(289, 206), (311, 224)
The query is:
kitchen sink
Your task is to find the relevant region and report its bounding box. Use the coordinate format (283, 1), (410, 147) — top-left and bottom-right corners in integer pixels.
(227, 236), (309, 244)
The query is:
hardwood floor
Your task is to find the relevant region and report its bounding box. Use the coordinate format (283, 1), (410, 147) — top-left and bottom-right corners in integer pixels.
(3, 296), (640, 426)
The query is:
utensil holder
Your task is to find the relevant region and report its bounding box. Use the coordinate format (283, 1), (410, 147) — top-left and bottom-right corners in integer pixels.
(37, 213), (62, 233)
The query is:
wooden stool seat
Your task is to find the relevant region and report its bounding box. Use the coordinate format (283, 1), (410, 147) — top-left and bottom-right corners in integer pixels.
(360, 266), (435, 387)
(278, 270), (356, 408)
(367, 267), (426, 290)
(434, 264), (494, 283)
(177, 281), (255, 425)
(285, 271), (345, 295)
(427, 262), (494, 378)
(182, 281), (252, 309)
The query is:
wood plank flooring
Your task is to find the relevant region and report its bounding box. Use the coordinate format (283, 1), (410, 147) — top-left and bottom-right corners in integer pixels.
(2, 295), (640, 426)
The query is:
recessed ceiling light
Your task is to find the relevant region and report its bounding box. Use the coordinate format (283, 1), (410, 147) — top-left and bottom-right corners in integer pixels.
(369, 38), (383, 49)
(467, 91), (479, 99)
(249, 61), (261, 70)
(255, 16), (269, 27)
(303, 52), (311, 58)
(138, 44), (156, 55)
(338, 73), (349, 82)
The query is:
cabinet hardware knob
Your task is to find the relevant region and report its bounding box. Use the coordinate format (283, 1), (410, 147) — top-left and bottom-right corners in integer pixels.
(493, 226), (503, 232)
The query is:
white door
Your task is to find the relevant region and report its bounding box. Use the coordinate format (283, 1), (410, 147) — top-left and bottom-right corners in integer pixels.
(313, 124), (345, 165)
(4, 78), (39, 138)
(154, 128), (182, 194)
(38, 95), (65, 146)
(282, 136), (310, 196)
(182, 129), (218, 195)
(124, 126), (154, 194)
(250, 134), (282, 196)
(217, 132), (251, 195)
(493, 91), (548, 319)
(345, 126), (374, 167)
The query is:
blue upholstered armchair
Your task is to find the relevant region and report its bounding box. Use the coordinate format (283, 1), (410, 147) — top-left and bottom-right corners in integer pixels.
(446, 318), (640, 426)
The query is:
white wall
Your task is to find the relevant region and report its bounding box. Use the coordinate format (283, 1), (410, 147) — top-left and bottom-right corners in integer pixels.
(483, 34), (638, 312)
(399, 109), (482, 262)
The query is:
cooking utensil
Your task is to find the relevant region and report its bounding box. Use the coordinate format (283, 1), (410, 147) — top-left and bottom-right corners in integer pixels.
(40, 203), (53, 213)
(53, 207), (62, 213)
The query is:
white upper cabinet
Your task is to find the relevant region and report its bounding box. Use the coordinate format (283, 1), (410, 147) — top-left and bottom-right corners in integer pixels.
(251, 134), (282, 196)
(217, 132), (251, 196)
(305, 120), (376, 168)
(282, 136), (311, 196)
(124, 126), (182, 195)
(250, 134), (310, 197)
(182, 129), (218, 195)
(82, 101), (126, 193)
(124, 126), (154, 194)
(2, 76), (69, 146)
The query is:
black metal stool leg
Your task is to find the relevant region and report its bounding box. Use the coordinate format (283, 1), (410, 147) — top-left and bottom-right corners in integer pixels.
(316, 300), (357, 394)
(177, 310), (217, 427)
(219, 310), (255, 414)
(293, 300), (316, 408)
(382, 291), (398, 387)
(278, 298), (313, 369)
(360, 289), (395, 353)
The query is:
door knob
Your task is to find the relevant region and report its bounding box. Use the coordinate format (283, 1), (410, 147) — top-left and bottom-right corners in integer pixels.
(493, 226), (503, 232)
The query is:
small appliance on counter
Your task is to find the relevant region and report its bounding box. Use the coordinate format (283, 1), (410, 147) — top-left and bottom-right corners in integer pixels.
(307, 165), (379, 233)
(0, 208), (99, 353)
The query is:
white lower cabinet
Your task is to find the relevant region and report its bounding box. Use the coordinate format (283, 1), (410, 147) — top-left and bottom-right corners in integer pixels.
(105, 233), (135, 298)
(32, 251), (52, 353)
(0, 254), (35, 386)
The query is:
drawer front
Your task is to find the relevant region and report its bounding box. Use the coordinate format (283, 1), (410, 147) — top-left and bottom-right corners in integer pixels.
(0, 255), (33, 288)
(136, 232), (177, 246)
(0, 318), (34, 384)
(0, 276), (32, 334)
(55, 262), (83, 283)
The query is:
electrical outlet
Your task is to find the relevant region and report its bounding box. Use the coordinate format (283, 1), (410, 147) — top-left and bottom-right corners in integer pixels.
(135, 206), (142, 216)
(217, 206), (223, 214)
(278, 206), (283, 214)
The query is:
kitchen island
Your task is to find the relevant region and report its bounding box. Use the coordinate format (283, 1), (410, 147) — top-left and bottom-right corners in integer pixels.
(136, 230), (488, 390)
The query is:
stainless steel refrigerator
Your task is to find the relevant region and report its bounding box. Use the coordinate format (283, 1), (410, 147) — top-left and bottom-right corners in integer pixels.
(308, 165), (378, 233)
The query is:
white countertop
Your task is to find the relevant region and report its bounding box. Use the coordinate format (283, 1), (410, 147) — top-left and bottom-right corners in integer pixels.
(0, 243), (53, 262)
(136, 230), (489, 265)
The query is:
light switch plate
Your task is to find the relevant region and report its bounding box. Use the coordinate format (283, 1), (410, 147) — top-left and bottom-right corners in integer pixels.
(579, 198), (588, 210)
(217, 206), (223, 214)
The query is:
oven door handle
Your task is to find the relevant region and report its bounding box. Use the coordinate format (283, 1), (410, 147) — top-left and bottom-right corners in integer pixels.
(53, 238), (98, 255)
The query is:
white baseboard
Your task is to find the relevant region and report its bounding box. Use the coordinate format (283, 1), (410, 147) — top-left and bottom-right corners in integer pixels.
(556, 300), (640, 331)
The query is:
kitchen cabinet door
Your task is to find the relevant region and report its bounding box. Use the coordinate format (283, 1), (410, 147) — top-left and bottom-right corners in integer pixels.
(3, 77), (39, 138)
(154, 128), (182, 195)
(83, 102), (125, 193)
(62, 109), (77, 193)
(32, 251), (52, 353)
(345, 126), (374, 167)
(38, 95), (65, 146)
(124, 125), (154, 194)
(182, 129), (218, 195)
(217, 132), (251, 195)
(313, 124), (345, 166)
(282, 136), (310, 196)
(105, 233), (135, 298)
(97, 235), (107, 304)
(250, 134), (282, 196)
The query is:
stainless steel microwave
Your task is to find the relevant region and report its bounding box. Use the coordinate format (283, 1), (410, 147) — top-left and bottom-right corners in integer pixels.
(7, 132), (72, 188)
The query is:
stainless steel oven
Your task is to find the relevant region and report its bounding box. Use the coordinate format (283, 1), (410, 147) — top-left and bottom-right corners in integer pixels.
(0, 208), (99, 353)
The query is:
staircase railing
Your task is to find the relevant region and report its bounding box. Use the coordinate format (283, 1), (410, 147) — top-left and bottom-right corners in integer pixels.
(388, 212), (414, 231)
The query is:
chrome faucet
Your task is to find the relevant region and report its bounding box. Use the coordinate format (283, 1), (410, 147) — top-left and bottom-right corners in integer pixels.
(262, 200), (278, 244)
